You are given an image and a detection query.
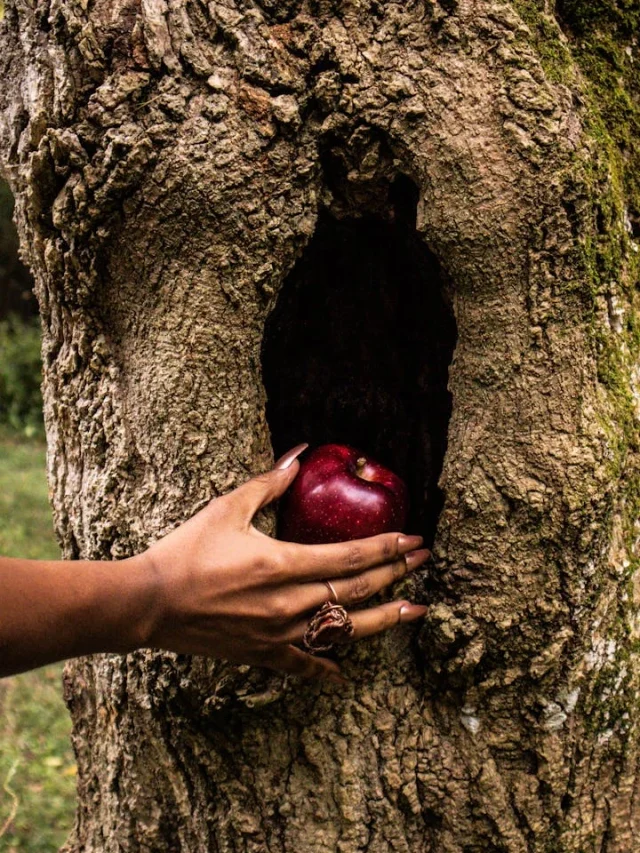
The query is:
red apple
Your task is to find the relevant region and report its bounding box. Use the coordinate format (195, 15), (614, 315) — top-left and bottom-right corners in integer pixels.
(278, 443), (408, 544)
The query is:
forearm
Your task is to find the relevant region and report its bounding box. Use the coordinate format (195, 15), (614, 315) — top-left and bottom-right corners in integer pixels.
(0, 554), (158, 678)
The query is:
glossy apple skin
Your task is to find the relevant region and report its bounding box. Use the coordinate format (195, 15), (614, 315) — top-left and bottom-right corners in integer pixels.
(278, 444), (409, 544)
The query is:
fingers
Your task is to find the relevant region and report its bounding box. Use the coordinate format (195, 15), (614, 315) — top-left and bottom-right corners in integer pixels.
(296, 548), (431, 612)
(262, 644), (347, 685)
(282, 532), (425, 581)
(340, 600), (428, 642)
(255, 602), (427, 683)
(283, 599), (428, 646)
(274, 444), (309, 471)
(230, 444), (308, 525)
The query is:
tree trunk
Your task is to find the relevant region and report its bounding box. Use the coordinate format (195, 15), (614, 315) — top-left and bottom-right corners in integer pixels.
(1, 1), (639, 850)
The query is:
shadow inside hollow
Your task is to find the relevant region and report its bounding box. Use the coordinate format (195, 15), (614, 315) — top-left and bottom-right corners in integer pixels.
(262, 185), (457, 547)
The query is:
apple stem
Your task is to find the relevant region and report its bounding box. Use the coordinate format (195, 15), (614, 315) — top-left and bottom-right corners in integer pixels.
(356, 456), (367, 476)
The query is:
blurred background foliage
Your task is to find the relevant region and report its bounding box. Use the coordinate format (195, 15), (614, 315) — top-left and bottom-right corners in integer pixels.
(0, 177), (76, 850)
(0, 178), (43, 436)
(0, 179), (37, 322)
(0, 316), (44, 437)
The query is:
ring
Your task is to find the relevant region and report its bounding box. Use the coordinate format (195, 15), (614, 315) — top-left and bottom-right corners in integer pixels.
(303, 602), (354, 654)
(324, 580), (338, 604)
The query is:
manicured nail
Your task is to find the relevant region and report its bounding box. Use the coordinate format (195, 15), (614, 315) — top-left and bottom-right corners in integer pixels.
(405, 548), (431, 570)
(398, 534), (424, 552)
(399, 603), (429, 622)
(275, 443), (309, 469)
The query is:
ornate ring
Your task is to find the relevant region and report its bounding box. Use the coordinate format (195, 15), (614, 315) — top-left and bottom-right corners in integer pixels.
(303, 602), (354, 654)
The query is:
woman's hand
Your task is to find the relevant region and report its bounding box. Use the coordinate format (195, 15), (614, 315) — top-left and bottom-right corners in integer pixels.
(140, 444), (430, 685)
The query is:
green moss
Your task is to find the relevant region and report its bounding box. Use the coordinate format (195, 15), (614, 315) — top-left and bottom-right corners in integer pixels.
(561, 1), (640, 225)
(513, 1), (575, 83)
(568, 19), (639, 459)
(556, 0), (640, 39)
(583, 577), (640, 739)
(596, 325), (637, 441)
(512, 2), (640, 741)
(514, 1), (640, 228)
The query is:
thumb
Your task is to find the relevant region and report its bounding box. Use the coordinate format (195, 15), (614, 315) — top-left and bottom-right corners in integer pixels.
(231, 443), (308, 524)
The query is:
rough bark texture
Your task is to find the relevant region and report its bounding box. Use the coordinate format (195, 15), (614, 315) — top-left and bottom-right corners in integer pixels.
(1, 1), (640, 851)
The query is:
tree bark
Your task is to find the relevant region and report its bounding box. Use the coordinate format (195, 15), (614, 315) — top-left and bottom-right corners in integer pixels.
(1, 1), (639, 850)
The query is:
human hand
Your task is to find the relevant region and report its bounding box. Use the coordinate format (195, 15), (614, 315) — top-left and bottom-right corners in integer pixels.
(139, 444), (430, 684)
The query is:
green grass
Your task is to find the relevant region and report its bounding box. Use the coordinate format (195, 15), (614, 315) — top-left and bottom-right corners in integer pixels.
(0, 430), (56, 560)
(0, 429), (76, 852)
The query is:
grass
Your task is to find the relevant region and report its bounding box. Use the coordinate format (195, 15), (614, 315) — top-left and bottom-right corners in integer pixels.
(0, 430), (56, 560)
(0, 429), (77, 852)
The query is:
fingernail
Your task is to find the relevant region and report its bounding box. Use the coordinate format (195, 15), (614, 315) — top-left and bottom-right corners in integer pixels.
(405, 548), (431, 570)
(398, 534), (424, 552)
(327, 672), (349, 686)
(399, 603), (429, 622)
(275, 443), (309, 470)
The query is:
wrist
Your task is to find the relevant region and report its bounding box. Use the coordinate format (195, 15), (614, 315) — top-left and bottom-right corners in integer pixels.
(117, 550), (166, 653)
